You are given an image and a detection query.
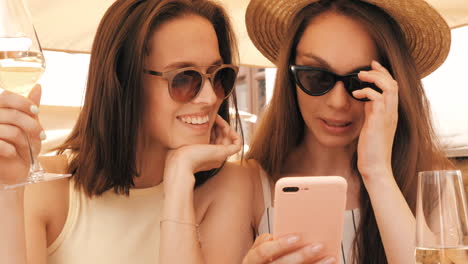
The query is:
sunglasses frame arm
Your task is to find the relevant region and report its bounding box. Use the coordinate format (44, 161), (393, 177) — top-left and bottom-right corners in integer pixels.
(143, 69), (163, 77)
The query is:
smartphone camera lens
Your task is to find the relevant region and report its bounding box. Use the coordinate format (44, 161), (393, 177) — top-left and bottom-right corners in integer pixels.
(283, 187), (299, 192)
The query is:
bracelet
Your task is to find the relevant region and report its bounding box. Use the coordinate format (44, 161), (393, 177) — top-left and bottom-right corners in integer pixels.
(160, 218), (200, 228)
(160, 218), (202, 243)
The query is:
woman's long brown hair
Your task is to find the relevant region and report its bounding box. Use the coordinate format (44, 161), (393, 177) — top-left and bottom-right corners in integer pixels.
(57, 0), (241, 197)
(247, 0), (451, 263)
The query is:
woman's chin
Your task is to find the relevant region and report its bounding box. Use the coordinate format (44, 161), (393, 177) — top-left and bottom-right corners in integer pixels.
(172, 136), (211, 148)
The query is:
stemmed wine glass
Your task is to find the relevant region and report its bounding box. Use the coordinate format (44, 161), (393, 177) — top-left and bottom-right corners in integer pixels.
(416, 170), (468, 264)
(0, 0), (71, 190)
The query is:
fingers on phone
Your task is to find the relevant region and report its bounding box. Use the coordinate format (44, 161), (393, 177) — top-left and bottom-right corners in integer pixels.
(272, 244), (330, 264)
(252, 234), (274, 248)
(249, 235), (301, 262)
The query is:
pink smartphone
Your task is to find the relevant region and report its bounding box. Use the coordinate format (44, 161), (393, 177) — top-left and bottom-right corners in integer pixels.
(273, 176), (347, 261)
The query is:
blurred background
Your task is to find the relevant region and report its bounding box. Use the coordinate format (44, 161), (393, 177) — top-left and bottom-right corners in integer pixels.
(25, 0), (468, 185)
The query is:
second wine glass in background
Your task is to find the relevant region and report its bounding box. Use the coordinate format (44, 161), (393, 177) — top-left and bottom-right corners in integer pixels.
(416, 170), (468, 264)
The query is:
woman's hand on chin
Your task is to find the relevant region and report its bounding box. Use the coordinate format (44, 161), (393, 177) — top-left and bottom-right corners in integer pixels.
(163, 115), (241, 192)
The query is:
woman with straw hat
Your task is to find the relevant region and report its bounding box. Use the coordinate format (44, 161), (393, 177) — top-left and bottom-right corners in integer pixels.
(0, 0), (257, 263)
(242, 0), (453, 263)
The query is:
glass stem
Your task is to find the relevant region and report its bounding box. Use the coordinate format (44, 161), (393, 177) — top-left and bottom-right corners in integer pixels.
(26, 134), (43, 180)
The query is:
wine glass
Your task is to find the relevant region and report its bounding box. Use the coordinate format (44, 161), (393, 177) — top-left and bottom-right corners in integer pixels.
(0, 0), (71, 190)
(416, 170), (468, 264)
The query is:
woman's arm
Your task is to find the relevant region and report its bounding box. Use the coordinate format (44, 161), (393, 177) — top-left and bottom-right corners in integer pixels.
(0, 85), (45, 264)
(0, 189), (27, 264)
(195, 164), (255, 263)
(363, 172), (416, 264)
(159, 116), (250, 264)
(159, 163), (204, 263)
(354, 60), (415, 263)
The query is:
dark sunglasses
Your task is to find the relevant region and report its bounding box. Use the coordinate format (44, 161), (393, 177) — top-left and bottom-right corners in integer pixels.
(144, 64), (239, 103)
(290, 65), (382, 101)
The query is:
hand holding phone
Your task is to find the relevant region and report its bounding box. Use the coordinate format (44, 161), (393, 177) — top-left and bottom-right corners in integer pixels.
(273, 176), (347, 262)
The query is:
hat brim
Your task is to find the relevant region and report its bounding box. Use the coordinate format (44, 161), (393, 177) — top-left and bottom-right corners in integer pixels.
(245, 0), (451, 77)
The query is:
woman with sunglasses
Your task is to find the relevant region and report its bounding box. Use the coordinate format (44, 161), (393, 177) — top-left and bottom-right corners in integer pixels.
(242, 0), (453, 263)
(0, 0), (256, 263)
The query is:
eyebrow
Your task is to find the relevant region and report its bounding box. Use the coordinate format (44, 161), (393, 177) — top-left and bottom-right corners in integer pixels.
(163, 59), (223, 71)
(297, 53), (371, 74)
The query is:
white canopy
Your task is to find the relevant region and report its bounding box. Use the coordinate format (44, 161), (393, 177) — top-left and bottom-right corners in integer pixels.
(27, 0), (468, 67)
(22, 0), (468, 156)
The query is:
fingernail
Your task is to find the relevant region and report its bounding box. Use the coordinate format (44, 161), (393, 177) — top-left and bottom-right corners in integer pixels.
(373, 60), (382, 67)
(40, 131), (47, 141)
(30, 105), (39, 115)
(304, 244), (323, 256)
(321, 257), (336, 264)
(285, 235), (300, 244)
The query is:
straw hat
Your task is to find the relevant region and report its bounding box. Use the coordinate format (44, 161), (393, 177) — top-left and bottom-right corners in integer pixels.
(245, 0), (451, 77)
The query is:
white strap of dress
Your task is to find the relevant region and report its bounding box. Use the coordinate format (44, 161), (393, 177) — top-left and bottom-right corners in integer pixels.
(258, 167), (272, 208)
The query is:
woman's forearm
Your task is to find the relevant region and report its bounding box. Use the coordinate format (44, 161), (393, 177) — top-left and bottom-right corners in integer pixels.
(159, 166), (204, 264)
(0, 188), (27, 264)
(364, 171), (416, 264)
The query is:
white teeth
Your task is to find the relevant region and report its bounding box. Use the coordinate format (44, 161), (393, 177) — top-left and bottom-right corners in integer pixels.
(180, 115), (209, 125)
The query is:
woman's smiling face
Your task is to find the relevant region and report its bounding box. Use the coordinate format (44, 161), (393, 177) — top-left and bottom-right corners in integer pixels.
(142, 15), (224, 150)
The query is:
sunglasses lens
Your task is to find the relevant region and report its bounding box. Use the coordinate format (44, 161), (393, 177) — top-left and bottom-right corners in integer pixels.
(171, 70), (202, 102)
(348, 76), (366, 93)
(348, 76), (382, 101)
(214, 67), (237, 99)
(296, 69), (335, 95)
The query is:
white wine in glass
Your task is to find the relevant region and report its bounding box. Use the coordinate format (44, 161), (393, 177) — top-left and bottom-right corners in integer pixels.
(0, 0), (71, 190)
(415, 170), (468, 264)
(0, 50), (45, 96)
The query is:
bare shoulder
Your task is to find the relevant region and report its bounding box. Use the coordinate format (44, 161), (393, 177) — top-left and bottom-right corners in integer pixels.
(194, 163), (256, 261)
(194, 162), (256, 219)
(25, 155), (70, 247)
(232, 159), (263, 191)
(197, 162), (256, 199)
(38, 154), (69, 174)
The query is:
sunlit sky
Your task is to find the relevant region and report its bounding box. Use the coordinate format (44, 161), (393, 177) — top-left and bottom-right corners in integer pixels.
(38, 26), (468, 155)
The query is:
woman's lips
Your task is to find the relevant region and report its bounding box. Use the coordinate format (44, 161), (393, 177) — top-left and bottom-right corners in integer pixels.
(321, 119), (353, 134)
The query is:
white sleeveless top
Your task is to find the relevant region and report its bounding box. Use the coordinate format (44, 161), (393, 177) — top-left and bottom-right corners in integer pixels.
(47, 180), (164, 264)
(256, 170), (359, 264)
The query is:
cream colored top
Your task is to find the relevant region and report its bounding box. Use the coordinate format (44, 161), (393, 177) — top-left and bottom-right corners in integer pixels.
(48, 180), (164, 264)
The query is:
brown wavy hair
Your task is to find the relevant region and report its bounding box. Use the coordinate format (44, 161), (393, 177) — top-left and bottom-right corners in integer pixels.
(57, 0), (241, 197)
(247, 0), (451, 263)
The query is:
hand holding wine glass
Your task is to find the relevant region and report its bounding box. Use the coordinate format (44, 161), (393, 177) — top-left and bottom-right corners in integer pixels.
(0, 0), (71, 190)
(0, 84), (42, 182)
